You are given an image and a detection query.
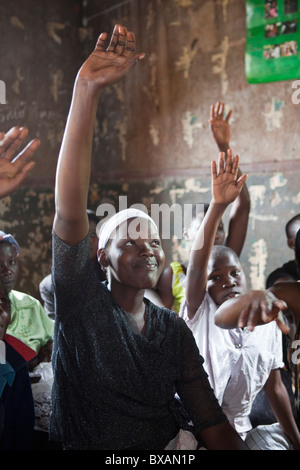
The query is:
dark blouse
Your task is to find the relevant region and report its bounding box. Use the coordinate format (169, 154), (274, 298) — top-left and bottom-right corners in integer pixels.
(50, 232), (226, 450)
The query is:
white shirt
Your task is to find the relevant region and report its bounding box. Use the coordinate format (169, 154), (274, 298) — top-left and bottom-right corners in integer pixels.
(180, 292), (284, 437)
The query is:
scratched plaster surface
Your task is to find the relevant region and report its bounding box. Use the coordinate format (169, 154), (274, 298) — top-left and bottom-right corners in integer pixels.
(0, 0), (84, 184)
(2, 0), (299, 176)
(0, 159), (298, 300)
(0, 0), (299, 300)
(86, 0), (300, 175)
(0, 188), (55, 299)
(86, 167), (300, 293)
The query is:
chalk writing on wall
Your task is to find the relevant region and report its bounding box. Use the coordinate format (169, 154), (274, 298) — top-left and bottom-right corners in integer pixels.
(262, 98), (284, 131)
(248, 238), (268, 290)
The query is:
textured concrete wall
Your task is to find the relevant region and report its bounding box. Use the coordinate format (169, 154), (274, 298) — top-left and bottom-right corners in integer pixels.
(0, 0), (299, 301)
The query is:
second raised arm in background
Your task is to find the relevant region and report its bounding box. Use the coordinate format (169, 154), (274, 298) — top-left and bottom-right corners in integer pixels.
(0, 126), (40, 198)
(209, 101), (250, 256)
(185, 150), (247, 319)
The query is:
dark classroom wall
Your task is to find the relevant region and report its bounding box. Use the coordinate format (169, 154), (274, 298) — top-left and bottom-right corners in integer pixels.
(0, 0), (299, 300)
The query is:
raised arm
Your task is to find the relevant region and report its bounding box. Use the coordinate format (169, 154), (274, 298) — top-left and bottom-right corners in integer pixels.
(270, 281), (300, 327)
(53, 25), (145, 245)
(185, 151), (247, 319)
(214, 289), (290, 333)
(214, 281), (300, 334)
(209, 101), (231, 154)
(209, 102), (250, 256)
(0, 126), (40, 198)
(264, 369), (300, 450)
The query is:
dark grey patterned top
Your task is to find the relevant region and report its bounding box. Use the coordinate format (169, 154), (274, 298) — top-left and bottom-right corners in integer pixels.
(49, 232), (226, 450)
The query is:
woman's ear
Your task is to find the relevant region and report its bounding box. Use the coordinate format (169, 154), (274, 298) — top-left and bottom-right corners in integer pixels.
(97, 248), (109, 268)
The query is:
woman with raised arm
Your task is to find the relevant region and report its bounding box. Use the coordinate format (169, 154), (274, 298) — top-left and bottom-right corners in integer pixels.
(50, 24), (248, 450)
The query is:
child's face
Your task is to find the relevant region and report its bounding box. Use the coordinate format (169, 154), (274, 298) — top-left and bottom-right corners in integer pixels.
(214, 220), (225, 246)
(0, 243), (19, 293)
(207, 251), (247, 306)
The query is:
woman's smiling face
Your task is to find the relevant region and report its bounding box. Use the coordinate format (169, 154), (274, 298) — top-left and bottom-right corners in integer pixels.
(101, 217), (165, 291)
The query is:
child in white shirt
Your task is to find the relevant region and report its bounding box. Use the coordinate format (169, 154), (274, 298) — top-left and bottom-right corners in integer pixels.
(180, 150), (300, 450)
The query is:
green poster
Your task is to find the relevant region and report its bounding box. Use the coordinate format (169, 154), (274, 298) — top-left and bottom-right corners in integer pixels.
(245, 0), (300, 83)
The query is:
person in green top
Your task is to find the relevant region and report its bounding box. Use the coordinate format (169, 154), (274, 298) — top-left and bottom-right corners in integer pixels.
(0, 230), (54, 366)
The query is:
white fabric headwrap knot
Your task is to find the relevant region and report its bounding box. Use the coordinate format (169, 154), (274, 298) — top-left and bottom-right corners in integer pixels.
(98, 208), (158, 249)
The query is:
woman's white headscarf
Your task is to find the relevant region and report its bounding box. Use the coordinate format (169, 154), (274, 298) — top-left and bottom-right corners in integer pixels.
(98, 208), (158, 249)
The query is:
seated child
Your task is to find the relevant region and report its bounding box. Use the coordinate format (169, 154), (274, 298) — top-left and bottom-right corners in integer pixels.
(0, 230), (54, 362)
(180, 150), (300, 450)
(0, 277), (35, 449)
(0, 230), (54, 442)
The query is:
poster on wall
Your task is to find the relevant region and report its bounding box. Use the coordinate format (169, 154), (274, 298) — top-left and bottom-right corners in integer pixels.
(245, 0), (300, 83)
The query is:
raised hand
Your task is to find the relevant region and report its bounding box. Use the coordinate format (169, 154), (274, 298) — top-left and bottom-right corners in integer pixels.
(0, 126), (40, 198)
(211, 149), (247, 206)
(209, 101), (232, 152)
(237, 290), (290, 334)
(77, 24), (145, 89)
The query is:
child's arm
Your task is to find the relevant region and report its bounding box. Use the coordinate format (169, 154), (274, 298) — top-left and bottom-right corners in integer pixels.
(209, 102), (250, 257)
(209, 101), (231, 154)
(264, 369), (300, 450)
(53, 25), (144, 245)
(225, 168), (250, 257)
(270, 282), (300, 323)
(185, 151), (247, 319)
(214, 284), (300, 334)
